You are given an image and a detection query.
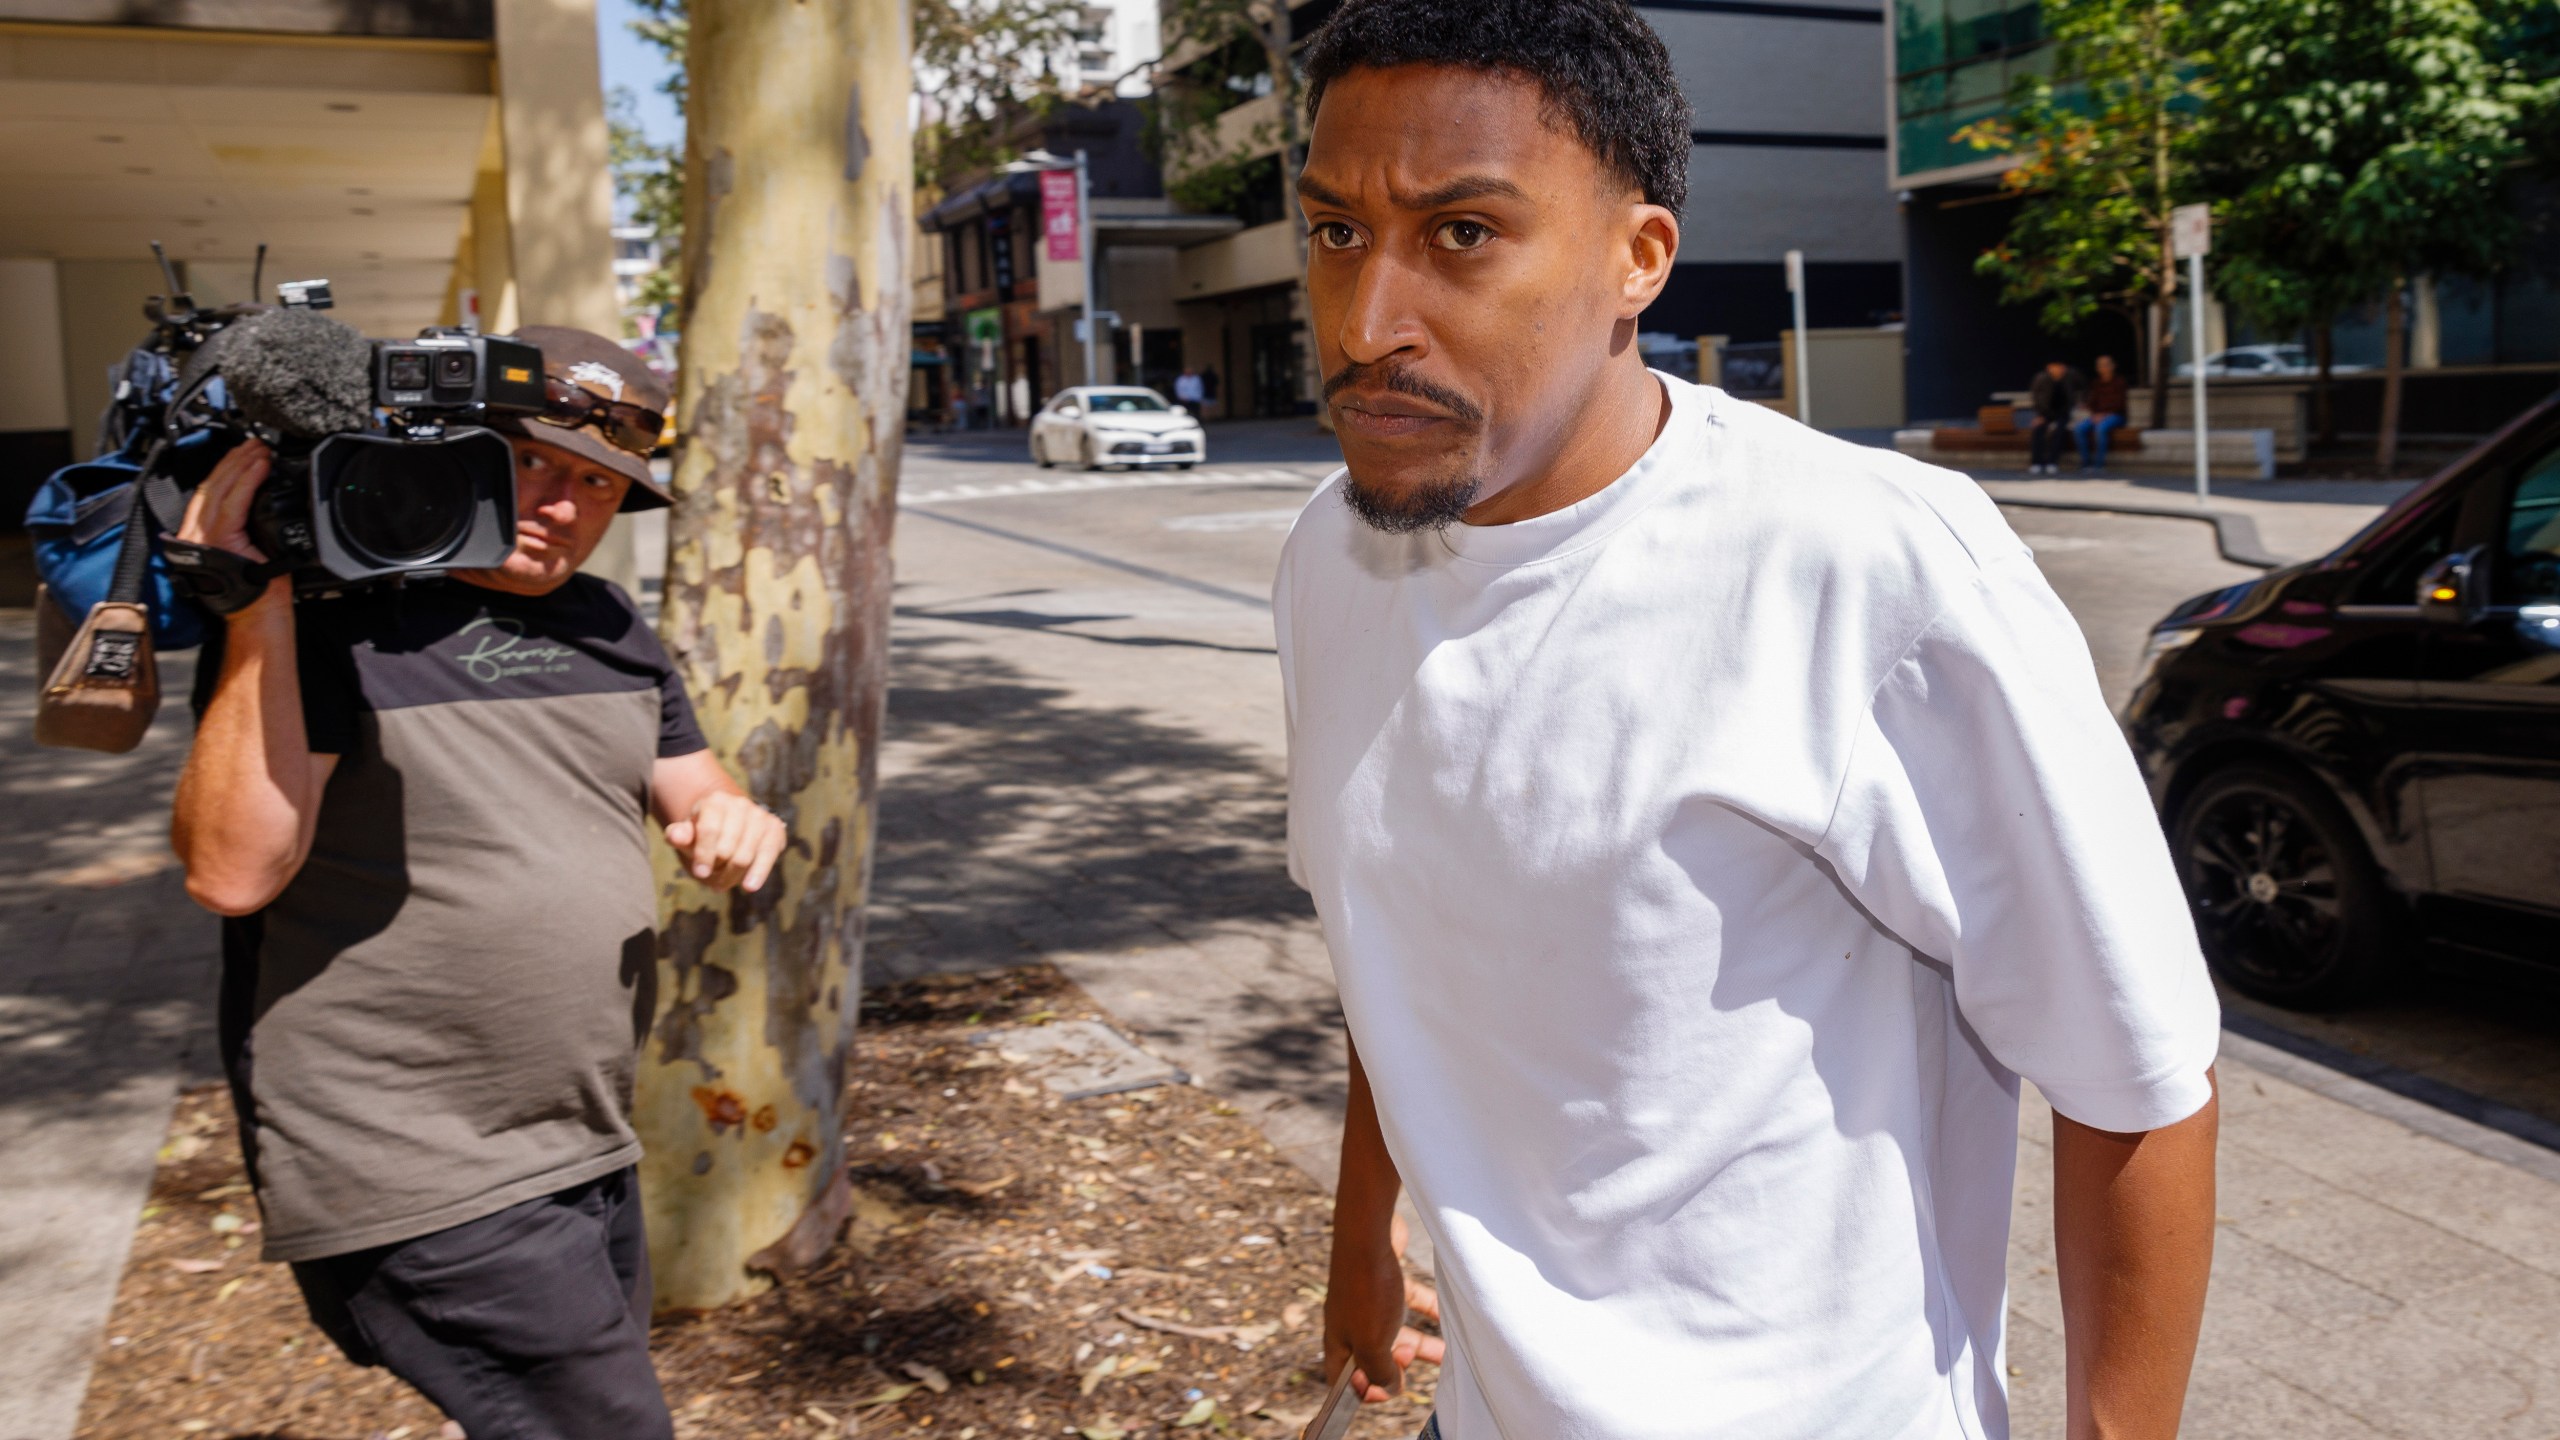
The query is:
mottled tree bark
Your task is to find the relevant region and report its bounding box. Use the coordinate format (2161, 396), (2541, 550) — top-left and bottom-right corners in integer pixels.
(638, 0), (911, 1312)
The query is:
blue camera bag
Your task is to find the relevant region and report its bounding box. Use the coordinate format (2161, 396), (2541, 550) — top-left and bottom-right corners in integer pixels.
(25, 438), (209, 651)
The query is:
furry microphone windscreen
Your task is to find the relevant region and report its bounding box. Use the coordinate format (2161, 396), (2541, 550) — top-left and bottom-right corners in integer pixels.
(208, 307), (375, 438)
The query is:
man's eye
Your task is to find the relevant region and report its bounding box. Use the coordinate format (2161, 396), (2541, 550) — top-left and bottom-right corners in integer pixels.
(1312, 222), (1361, 251)
(1435, 220), (1493, 251)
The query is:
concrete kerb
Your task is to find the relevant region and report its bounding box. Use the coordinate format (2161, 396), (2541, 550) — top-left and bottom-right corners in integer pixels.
(2219, 1016), (2560, 1183)
(1987, 492), (2288, 570)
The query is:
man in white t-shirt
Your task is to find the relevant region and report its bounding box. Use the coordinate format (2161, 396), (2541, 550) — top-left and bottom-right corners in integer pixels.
(1277, 3), (2222, 1437)
(1175, 366), (1207, 408)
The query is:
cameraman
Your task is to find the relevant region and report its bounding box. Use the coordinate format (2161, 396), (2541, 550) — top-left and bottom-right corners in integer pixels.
(168, 327), (781, 1440)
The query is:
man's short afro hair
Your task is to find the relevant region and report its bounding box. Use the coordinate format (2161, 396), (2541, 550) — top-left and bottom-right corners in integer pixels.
(1299, 0), (1692, 214)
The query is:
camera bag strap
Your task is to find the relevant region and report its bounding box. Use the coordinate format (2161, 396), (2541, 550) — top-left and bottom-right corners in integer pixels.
(35, 479), (162, 753)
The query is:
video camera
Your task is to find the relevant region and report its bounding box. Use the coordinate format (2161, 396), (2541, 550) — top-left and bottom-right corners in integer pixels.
(153, 279), (541, 595)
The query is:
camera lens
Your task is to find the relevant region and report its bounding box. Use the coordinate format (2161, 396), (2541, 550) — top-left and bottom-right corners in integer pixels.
(329, 442), (475, 565)
(435, 351), (476, 390)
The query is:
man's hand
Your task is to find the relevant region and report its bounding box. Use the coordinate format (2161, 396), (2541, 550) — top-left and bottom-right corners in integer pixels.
(664, 790), (787, 891)
(178, 438), (274, 563)
(1325, 1041), (1445, 1404)
(1326, 1211), (1447, 1405)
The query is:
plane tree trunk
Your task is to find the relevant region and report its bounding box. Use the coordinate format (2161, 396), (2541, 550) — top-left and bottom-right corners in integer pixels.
(636, 0), (912, 1312)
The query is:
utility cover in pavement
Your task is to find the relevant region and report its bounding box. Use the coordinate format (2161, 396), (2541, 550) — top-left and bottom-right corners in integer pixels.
(974, 1021), (1191, 1099)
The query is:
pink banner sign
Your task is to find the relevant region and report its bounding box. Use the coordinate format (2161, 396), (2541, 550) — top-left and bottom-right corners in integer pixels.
(1041, 169), (1080, 262)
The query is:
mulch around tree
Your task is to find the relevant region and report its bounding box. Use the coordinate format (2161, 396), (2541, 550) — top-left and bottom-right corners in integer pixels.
(74, 964), (1437, 1440)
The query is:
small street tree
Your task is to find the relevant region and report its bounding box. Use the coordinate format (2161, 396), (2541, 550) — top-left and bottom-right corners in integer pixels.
(1146, 0), (1301, 214)
(1963, 0), (2214, 430)
(912, 0), (1091, 182)
(634, 0), (912, 1311)
(2195, 0), (2557, 471)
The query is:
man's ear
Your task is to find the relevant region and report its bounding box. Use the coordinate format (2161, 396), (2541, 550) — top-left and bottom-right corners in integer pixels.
(1621, 203), (1679, 319)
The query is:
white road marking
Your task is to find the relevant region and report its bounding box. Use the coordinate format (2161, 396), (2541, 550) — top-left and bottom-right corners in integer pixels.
(1160, 508), (1309, 534)
(900, 466), (1333, 506)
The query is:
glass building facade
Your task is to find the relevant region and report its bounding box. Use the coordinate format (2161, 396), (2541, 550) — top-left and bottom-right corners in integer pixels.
(1891, 0), (2051, 182)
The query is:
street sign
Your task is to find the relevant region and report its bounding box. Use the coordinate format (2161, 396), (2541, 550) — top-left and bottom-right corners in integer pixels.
(2172, 203), (2211, 260)
(1041, 169), (1080, 262)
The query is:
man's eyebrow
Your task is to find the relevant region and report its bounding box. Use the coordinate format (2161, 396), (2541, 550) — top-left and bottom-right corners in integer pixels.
(1293, 173), (1530, 211)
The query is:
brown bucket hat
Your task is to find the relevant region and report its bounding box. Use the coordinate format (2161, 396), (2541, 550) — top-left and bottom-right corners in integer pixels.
(500, 325), (674, 512)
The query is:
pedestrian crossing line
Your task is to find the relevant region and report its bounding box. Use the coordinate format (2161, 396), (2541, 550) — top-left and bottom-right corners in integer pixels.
(899, 465), (1334, 506)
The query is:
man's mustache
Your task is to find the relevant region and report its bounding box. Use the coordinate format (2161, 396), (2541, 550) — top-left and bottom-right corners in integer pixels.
(1321, 361), (1485, 425)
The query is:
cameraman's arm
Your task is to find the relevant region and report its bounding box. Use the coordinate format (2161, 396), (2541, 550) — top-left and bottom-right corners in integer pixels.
(169, 442), (338, 915)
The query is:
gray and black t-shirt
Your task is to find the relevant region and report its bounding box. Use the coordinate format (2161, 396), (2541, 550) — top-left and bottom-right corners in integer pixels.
(218, 576), (704, 1262)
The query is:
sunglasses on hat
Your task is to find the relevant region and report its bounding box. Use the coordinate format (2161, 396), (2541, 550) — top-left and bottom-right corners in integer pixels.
(532, 374), (664, 457)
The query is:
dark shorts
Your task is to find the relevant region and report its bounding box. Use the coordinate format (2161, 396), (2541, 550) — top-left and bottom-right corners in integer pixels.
(289, 1167), (673, 1440)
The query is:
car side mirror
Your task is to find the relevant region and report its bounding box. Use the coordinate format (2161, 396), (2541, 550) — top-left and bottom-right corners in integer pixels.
(1060, 404), (1080, 418)
(2416, 545), (2488, 622)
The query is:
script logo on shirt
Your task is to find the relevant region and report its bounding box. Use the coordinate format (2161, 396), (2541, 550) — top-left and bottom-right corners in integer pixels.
(452, 615), (578, 684)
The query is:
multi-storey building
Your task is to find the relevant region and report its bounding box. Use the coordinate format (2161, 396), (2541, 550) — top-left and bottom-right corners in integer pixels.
(1155, 0), (1911, 421)
(1891, 0), (2560, 433)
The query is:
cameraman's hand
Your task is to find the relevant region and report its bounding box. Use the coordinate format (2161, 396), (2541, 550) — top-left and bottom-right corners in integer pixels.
(667, 790), (787, 892)
(177, 438), (274, 564)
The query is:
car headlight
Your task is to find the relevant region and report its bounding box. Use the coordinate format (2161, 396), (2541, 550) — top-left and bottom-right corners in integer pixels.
(2129, 626), (2203, 703)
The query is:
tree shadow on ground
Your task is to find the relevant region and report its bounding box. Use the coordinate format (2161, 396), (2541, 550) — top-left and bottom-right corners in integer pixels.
(864, 629), (1311, 983)
(0, 611), (215, 1133)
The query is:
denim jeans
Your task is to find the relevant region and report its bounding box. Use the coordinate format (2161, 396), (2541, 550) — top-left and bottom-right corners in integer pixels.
(1418, 1417), (1442, 1440)
(2074, 412), (2127, 468)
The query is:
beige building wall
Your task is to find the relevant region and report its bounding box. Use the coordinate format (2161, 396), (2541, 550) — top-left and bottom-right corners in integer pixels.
(0, 260), (70, 435)
(55, 259), (171, 460)
(1175, 219), (1296, 303)
(488, 0), (631, 590)
(492, 0), (618, 338)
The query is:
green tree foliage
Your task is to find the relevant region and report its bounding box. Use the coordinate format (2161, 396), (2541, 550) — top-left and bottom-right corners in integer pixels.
(626, 0), (689, 114)
(912, 0), (1093, 182)
(606, 0), (1096, 317)
(1961, 0), (2213, 429)
(608, 89), (683, 323)
(2193, 0), (2559, 469)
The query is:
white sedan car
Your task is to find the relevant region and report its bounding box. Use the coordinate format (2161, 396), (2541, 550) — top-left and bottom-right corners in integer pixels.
(1029, 387), (1206, 471)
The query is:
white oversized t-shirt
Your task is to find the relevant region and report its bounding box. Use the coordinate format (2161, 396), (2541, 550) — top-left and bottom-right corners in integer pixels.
(1275, 375), (2220, 1440)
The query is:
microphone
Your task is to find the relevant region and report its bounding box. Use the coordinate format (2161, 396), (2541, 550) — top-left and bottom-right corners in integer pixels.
(184, 306), (375, 438)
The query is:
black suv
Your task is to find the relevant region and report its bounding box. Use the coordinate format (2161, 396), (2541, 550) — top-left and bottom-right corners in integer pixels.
(2124, 396), (2560, 1009)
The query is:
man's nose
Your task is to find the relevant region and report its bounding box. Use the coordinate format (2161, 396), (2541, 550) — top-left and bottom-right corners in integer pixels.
(525, 483), (578, 523)
(1339, 253), (1428, 368)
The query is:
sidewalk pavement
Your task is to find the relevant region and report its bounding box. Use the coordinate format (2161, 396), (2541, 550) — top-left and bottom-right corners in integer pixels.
(1974, 474), (2418, 568)
(0, 615), (217, 1440)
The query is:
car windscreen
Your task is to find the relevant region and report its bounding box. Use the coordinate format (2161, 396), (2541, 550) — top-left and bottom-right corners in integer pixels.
(1085, 392), (1169, 412)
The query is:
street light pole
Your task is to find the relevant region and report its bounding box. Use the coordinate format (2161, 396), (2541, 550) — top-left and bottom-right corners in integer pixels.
(2190, 247), (2210, 502)
(2172, 204), (2213, 501)
(1785, 249), (1812, 426)
(1076, 148), (1098, 387)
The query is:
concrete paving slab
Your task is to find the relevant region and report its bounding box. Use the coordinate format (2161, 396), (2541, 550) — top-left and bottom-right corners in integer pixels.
(973, 1019), (1191, 1099)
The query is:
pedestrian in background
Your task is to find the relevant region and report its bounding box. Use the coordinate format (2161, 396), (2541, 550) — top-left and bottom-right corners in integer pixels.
(2076, 353), (2129, 472)
(1175, 365), (1206, 410)
(1279, 2), (2221, 1435)
(2029, 357), (2081, 474)
(1200, 366), (1221, 416)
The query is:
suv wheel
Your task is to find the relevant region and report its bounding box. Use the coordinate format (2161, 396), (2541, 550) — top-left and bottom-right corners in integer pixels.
(2172, 764), (2395, 1008)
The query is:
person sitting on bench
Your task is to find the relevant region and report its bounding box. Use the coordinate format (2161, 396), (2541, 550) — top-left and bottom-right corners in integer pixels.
(2075, 355), (2129, 472)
